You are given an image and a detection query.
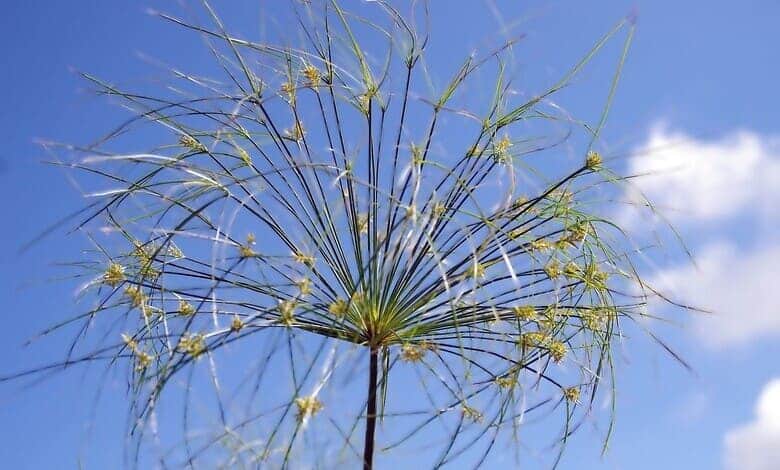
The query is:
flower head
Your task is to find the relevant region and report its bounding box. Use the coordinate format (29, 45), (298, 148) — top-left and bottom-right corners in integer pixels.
(295, 395), (323, 422)
(302, 64), (321, 87)
(103, 263), (125, 287)
(179, 333), (206, 358)
(178, 300), (196, 316)
(548, 341), (567, 363)
(512, 305), (536, 321)
(563, 386), (581, 403)
(544, 260), (562, 280)
(230, 315), (244, 333)
(328, 298), (349, 317)
(279, 300), (296, 326)
(462, 404), (483, 423)
(586, 150), (602, 169)
(294, 251), (315, 267)
(124, 286), (147, 309)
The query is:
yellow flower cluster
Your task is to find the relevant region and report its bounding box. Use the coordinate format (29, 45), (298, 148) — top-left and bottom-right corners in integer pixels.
(279, 300), (296, 326)
(400, 343), (425, 362)
(294, 251), (315, 267)
(563, 262), (581, 278)
(548, 341), (567, 363)
(122, 333), (154, 371)
(302, 65), (321, 87)
(295, 395), (323, 422)
(492, 135), (512, 163)
(285, 122), (305, 141)
(179, 134), (206, 152)
(432, 202), (447, 218)
(179, 333), (206, 358)
(563, 386), (580, 403)
(280, 81), (296, 102)
(586, 150), (602, 169)
(512, 305), (536, 321)
(495, 375), (517, 389)
(462, 404), (483, 422)
(520, 331), (549, 348)
(178, 299), (196, 316)
(529, 239), (553, 252)
(328, 298), (349, 317)
(297, 278), (312, 296)
(544, 260), (561, 279)
(230, 315), (244, 332)
(124, 286), (147, 309)
(103, 263), (125, 287)
(356, 214), (368, 235)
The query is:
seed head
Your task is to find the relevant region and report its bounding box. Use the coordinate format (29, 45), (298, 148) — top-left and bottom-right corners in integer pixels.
(135, 351), (153, 371)
(124, 286), (147, 309)
(122, 333), (138, 351)
(230, 315), (244, 333)
(302, 64), (321, 87)
(548, 341), (567, 363)
(297, 278), (312, 296)
(581, 308), (604, 330)
(512, 305), (536, 321)
(295, 395), (323, 422)
(586, 150), (602, 169)
(280, 81), (296, 101)
(179, 134), (206, 152)
(493, 134), (512, 163)
(544, 260), (561, 280)
(400, 343), (426, 362)
(179, 333), (206, 358)
(178, 300), (196, 316)
(461, 404), (483, 422)
(103, 263), (125, 287)
(356, 213), (368, 234)
(167, 244), (184, 259)
(563, 262), (581, 278)
(529, 239), (552, 252)
(237, 146), (252, 166)
(238, 244), (256, 258)
(495, 375), (517, 389)
(520, 331), (549, 348)
(432, 202), (447, 218)
(279, 300), (296, 326)
(563, 386), (581, 403)
(328, 298), (349, 317)
(293, 251), (315, 267)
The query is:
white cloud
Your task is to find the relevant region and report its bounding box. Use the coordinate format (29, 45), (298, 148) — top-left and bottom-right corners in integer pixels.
(624, 125), (780, 348)
(723, 379), (780, 470)
(622, 124), (780, 226)
(649, 242), (780, 348)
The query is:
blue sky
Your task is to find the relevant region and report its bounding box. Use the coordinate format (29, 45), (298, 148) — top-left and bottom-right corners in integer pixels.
(1, 1), (779, 469)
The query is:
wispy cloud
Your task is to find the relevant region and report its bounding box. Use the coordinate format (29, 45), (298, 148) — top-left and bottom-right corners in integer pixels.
(649, 242), (780, 347)
(723, 379), (780, 470)
(622, 124), (780, 226)
(623, 125), (780, 348)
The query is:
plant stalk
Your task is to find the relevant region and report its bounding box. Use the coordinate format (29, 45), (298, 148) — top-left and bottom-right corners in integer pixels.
(363, 347), (379, 470)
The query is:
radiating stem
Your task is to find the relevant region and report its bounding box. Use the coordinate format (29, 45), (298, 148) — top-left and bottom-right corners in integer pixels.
(363, 346), (379, 470)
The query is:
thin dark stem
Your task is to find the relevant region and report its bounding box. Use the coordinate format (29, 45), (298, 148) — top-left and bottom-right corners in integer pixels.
(363, 347), (379, 470)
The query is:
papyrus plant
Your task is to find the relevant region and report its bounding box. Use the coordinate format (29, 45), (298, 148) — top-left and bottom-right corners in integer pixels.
(16, 1), (680, 468)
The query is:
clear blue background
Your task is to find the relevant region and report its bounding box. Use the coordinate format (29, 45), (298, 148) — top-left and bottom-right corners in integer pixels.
(1, 1), (778, 468)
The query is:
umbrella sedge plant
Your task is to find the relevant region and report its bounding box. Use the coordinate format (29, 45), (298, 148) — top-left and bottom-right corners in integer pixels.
(6, 1), (690, 468)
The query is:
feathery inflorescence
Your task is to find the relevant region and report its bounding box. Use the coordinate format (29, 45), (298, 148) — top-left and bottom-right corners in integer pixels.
(25, 1), (675, 467)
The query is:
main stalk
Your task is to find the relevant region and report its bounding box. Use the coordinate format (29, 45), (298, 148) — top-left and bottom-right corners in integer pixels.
(363, 347), (379, 469)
